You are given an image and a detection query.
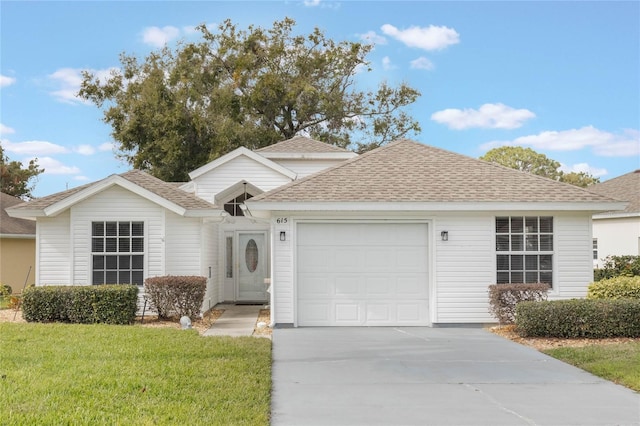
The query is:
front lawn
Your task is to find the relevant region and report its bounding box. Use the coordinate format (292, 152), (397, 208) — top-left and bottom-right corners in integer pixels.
(544, 342), (640, 392)
(0, 322), (271, 425)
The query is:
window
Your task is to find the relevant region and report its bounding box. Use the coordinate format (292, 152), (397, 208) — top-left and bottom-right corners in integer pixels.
(224, 193), (253, 216)
(92, 221), (144, 285)
(496, 216), (553, 286)
(593, 238), (598, 260)
(225, 236), (233, 278)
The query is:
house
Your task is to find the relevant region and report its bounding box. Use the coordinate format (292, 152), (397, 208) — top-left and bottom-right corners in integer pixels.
(1, 193), (36, 293)
(587, 170), (640, 268)
(7, 137), (625, 326)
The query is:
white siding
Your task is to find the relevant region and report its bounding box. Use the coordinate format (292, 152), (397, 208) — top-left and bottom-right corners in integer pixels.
(553, 213), (596, 299)
(202, 221), (219, 311)
(165, 212), (201, 275)
(272, 216), (294, 323)
(592, 217), (640, 267)
(272, 159), (346, 178)
(37, 211), (71, 285)
(191, 156), (293, 203)
(69, 186), (166, 284)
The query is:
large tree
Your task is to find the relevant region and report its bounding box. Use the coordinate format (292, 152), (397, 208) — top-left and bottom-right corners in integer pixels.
(79, 18), (421, 181)
(480, 146), (599, 187)
(0, 144), (44, 199)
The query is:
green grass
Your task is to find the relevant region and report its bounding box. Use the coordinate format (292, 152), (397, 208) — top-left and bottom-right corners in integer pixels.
(0, 323), (271, 425)
(544, 342), (640, 392)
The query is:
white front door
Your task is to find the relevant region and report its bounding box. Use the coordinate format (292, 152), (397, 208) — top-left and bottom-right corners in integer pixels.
(237, 232), (268, 301)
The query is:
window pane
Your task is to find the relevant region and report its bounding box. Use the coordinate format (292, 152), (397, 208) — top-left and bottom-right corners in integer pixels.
(105, 238), (117, 252)
(132, 238), (144, 252)
(245, 239), (259, 273)
(540, 271), (552, 285)
(525, 217), (538, 233)
(118, 271), (130, 284)
(93, 271), (104, 285)
(540, 255), (552, 270)
(539, 217), (553, 233)
(511, 235), (523, 251)
(497, 255), (509, 270)
(105, 271), (118, 284)
(496, 235), (509, 251)
(511, 272), (523, 283)
(119, 222), (130, 236)
(106, 256), (118, 270)
(511, 255), (523, 271)
(132, 255), (144, 269)
(525, 271), (539, 283)
(92, 222), (104, 237)
(510, 217), (523, 233)
(525, 235), (538, 251)
(132, 271), (144, 286)
(497, 272), (510, 284)
(131, 222), (144, 236)
(224, 204), (235, 216)
(540, 235), (553, 251)
(525, 255), (538, 270)
(226, 237), (233, 278)
(92, 238), (104, 252)
(106, 222), (117, 236)
(119, 255), (130, 269)
(119, 238), (130, 252)
(93, 255), (104, 269)
(496, 217), (509, 233)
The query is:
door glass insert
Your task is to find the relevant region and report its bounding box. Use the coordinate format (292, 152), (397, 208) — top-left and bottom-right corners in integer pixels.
(245, 239), (258, 273)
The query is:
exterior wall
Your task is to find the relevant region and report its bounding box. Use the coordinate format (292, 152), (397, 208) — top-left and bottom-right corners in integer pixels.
(36, 211), (71, 285)
(269, 210), (596, 326)
(592, 217), (640, 267)
(191, 156), (292, 203)
(272, 159), (346, 178)
(0, 237), (36, 293)
(201, 220), (219, 311)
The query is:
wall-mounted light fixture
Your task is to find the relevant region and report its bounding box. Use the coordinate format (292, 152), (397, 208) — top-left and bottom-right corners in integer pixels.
(280, 231), (286, 241)
(441, 231), (449, 241)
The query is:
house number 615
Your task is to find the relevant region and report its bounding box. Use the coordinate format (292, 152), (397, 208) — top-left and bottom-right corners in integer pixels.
(276, 218), (288, 224)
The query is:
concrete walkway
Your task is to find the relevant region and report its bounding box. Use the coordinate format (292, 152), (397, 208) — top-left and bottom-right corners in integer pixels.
(272, 327), (640, 426)
(202, 304), (263, 337)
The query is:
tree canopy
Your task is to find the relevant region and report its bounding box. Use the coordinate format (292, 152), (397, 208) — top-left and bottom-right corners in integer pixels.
(0, 144), (44, 199)
(79, 18), (421, 181)
(480, 146), (600, 187)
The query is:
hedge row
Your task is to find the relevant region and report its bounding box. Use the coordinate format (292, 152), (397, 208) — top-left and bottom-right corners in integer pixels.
(488, 283), (550, 325)
(22, 285), (138, 325)
(587, 276), (640, 300)
(515, 298), (640, 338)
(144, 275), (206, 320)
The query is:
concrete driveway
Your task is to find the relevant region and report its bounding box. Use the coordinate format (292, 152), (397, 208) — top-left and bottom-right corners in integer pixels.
(271, 327), (640, 426)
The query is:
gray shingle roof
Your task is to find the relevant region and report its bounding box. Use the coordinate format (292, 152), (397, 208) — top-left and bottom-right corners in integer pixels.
(7, 170), (216, 213)
(251, 139), (618, 204)
(587, 170), (640, 214)
(1, 193), (36, 235)
(255, 135), (350, 153)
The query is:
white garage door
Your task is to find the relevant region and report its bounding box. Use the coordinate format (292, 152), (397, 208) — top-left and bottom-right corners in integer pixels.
(297, 223), (429, 326)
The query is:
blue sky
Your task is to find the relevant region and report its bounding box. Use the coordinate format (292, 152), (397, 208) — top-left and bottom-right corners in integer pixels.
(1, 1), (638, 197)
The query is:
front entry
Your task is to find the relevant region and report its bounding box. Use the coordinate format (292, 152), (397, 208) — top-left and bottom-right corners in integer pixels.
(236, 232), (268, 302)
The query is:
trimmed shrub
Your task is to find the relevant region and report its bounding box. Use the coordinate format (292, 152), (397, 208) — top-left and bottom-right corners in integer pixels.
(594, 255), (640, 281)
(144, 276), (206, 319)
(22, 285), (138, 324)
(488, 283), (550, 324)
(1, 284), (12, 296)
(516, 298), (640, 338)
(587, 276), (640, 300)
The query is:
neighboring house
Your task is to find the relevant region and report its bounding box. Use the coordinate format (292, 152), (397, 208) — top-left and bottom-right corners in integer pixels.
(587, 170), (640, 268)
(7, 137), (624, 326)
(1, 193), (36, 293)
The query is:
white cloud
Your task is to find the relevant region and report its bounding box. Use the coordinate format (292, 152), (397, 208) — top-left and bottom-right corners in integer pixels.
(359, 31), (387, 45)
(432, 103), (535, 130)
(381, 24), (459, 51)
(382, 56), (396, 70)
(48, 67), (118, 104)
(410, 56), (434, 71)
(304, 0), (321, 6)
(142, 25), (180, 47)
(559, 163), (608, 178)
(480, 126), (640, 158)
(75, 144), (95, 155)
(2, 139), (69, 155)
(0, 75), (16, 87)
(33, 157), (81, 175)
(0, 123), (15, 135)
(74, 175), (91, 181)
(98, 142), (115, 152)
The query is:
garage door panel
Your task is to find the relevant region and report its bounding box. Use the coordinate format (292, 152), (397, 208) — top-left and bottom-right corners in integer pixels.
(297, 223), (429, 326)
